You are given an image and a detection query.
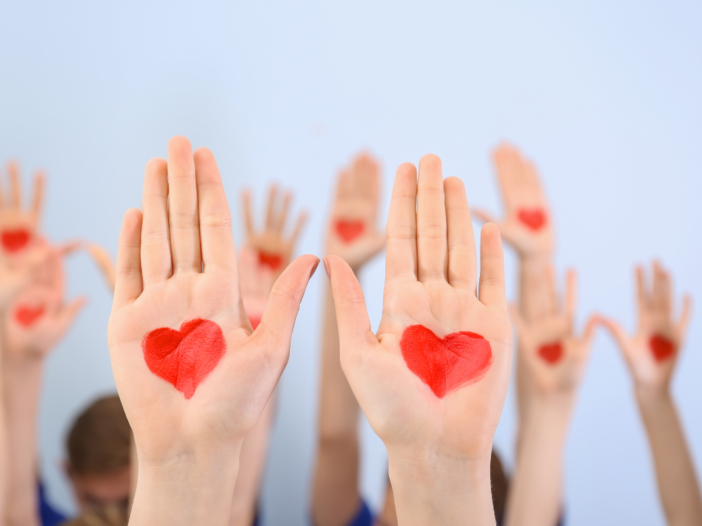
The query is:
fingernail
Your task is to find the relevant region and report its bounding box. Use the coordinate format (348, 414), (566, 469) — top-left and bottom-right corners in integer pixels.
(309, 257), (320, 279)
(323, 257), (330, 278)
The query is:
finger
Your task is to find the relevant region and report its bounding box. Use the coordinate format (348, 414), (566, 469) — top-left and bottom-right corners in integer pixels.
(58, 240), (82, 255)
(8, 161), (21, 209)
(31, 170), (45, 225)
(276, 191), (292, 233)
(255, 254), (320, 359)
(598, 316), (629, 352)
(470, 208), (500, 225)
(676, 295), (692, 340)
(580, 314), (600, 348)
(193, 148), (237, 274)
(636, 265), (649, 309)
(289, 211), (308, 248)
(141, 158), (172, 286)
(265, 185), (278, 230)
(86, 244), (116, 292)
(545, 264), (558, 316)
(478, 223), (507, 311)
(57, 296), (88, 333)
(113, 209), (144, 309)
(167, 136), (202, 273)
(564, 269), (578, 321)
(385, 162), (418, 281)
(444, 177), (477, 291)
(0, 165), (5, 209)
(325, 255), (375, 353)
(242, 190), (254, 240)
(652, 261), (664, 309)
(416, 155), (447, 282)
(657, 265), (673, 319)
(337, 169), (353, 200)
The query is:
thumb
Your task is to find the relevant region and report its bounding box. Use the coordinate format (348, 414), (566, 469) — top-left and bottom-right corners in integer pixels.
(598, 315), (630, 352)
(257, 254), (320, 352)
(56, 296), (88, 333)
(325, 255), (375, 356)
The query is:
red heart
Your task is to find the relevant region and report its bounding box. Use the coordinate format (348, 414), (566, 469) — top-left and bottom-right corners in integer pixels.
(142, 319), (226, 399)
(649, 334), (675, 362)
(249, 315), (261, 330)
(400, 325), (493, 398)
(14, 305), (46, 327)
(538, 342), (563, 365)
(1, 229), (32, 252)
(334, 220), (365, 244)
(517, 209), (547, 231)
(258, 251), (283, 271)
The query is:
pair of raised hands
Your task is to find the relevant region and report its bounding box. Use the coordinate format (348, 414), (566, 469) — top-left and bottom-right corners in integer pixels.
(110, 137), (512, 525)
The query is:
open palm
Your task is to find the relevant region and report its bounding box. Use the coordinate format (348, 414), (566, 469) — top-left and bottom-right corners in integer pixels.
(473, 143), (554, 258)
(326, 152), (385, 270)
(0, 161), (44, 261)
(328, 155), (512, 461)
(108, 137), (318, 468)
(601, 262), (691, 392)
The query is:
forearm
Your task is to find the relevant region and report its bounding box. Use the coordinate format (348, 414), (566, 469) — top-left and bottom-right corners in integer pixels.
(3, 359), (43, 526)
(636, 389), (702, 526)
(388, 450), (495, 526)
(131, 449), (240, 526)
(506, 394), (572, 526)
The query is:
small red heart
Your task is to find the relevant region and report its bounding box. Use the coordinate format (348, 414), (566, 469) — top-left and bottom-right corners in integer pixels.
(334, 220), (365, 244)
(142, 319), (226, 399)
(258, 251), (283, 271)
(649, 334), (675, 362)
(1, 229), (32, 253)
(517, 209), (547, 231)
(400, 325), (492, 398)
(14, 305), (46, 327)
(538, 342), (563, 365)
(249, 315), (261, 330)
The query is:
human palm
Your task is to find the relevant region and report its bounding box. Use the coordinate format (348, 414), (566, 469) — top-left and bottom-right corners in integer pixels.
(326, 152), (385, 270)
(473, 143), (554, 258)
(242, 185), (307, 279)
(510, 270), (597, 395)
(108, 137), (318, 468)
(601, 262), (691, 393)
(328, 155), (512, 461)
(0, 161), (44, 261)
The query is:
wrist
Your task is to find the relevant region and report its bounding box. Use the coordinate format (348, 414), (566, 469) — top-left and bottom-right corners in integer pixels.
(387, 449), (494, 526)
(635, 386), (673, 411)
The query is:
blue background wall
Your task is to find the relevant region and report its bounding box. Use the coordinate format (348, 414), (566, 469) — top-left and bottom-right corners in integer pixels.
(1, 1), (700, 524)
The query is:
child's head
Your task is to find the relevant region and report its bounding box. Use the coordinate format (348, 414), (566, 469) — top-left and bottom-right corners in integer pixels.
(65, 394), (131, 512)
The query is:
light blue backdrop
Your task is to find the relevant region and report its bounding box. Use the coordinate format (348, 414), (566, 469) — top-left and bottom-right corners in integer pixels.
(1, 1), (700, 524)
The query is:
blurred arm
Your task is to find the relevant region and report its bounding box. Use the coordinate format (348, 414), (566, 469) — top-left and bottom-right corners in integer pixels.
(636, 389), (702, 526)
(311, 282), (362, 526)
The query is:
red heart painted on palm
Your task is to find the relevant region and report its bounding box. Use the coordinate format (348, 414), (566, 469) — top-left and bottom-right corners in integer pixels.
(142, 319), (226, 399)
(538, 342), (563, 365)
(14, 305), (46, 327)
(400, 325), (493, 398)
(258, 251), (283, 271)
(517, 209), (547, 231)
(649, 334), (675, 362)
(1, 229), (32, 253)
(334, 220), (365, 244)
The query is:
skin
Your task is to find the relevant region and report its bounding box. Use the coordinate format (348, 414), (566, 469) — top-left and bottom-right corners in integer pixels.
(600, 262), (702, 526)
(326, 154), (512, 526)
(108, 136), (319, 526)
(230, 187), (305, 526)
(242, 184), (307, 280)
(2, 243), (85, 526)
(507, 269), (598, 526)
(311, 152), (388, 526)
(472, 143), (557, 450)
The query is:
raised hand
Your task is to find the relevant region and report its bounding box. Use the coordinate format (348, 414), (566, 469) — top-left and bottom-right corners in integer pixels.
(242, 185), (307, 278)
(0, 161), (44, 260)
(326, 152), (385, 270)
(472, 143), (554, 259)
(4, 243), (85, 361)
(600, 262), (691, 394)
(510, 269), (597, 395)
(326, 155), (511, 526)
(107, 137), (318, 526)
(237, 246), (276, 331)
